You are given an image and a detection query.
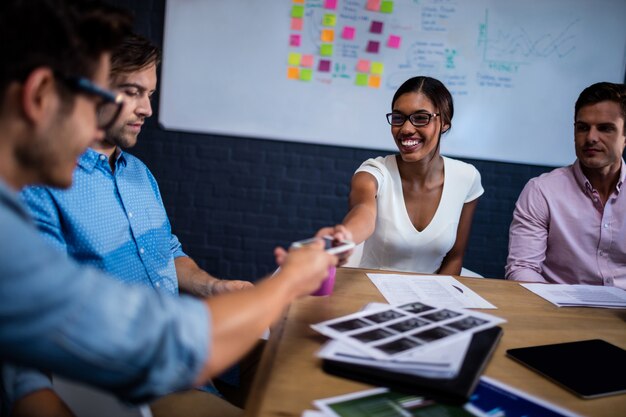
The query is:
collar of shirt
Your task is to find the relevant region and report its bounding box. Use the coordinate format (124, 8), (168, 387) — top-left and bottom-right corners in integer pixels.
(78, 148), (127, 174)
(573, 158), (626, 199)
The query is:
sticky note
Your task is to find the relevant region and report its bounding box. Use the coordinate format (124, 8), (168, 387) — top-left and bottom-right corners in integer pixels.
(300, 68), (313, 81)
(366, 40), (380, 53)
(356, 59), (370, 73)
(318, 59), (331, 72)
(289, 34), (301, 47)
(322, 13), (337, 27)
(341, 26), (355, 40)
(287, 67), (300, 80)
(301, 54), (314, 68)
(324, 0), (337, 9)
(320, 43), (333, 56)
(370, 21), (383, 34)
(366, 0), (381, 11)
(288, 52), (302, 66)
(368, 75), (381, 88)
(387, 35), (401, 48)
(291, 18), (303, 31)
(291, 5), (304, 18)
(292, 0), (304, 3)
(321, 29), (334, 43)
(380, 1), (394, 13)
(355, 73), (369, 86)
(371, 61), (384, 74)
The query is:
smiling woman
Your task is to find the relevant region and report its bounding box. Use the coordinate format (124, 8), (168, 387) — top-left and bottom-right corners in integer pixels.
(317, 76), (484, 276)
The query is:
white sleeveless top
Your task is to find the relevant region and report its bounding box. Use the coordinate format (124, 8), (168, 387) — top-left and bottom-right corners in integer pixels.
(356, 155), (483, 273)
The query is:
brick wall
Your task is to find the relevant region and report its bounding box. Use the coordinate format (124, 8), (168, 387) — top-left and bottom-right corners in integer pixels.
(111, 0), (554, 280)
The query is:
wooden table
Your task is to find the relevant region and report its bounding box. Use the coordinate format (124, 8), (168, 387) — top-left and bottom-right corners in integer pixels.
(244, 268), (626, 417)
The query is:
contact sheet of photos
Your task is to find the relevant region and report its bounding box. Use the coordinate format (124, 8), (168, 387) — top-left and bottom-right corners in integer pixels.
(311, 302), (505, 360)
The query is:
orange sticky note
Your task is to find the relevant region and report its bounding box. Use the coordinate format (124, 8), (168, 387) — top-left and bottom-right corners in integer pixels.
(321, 29), (335, 42)
(287, 67), (300, 80)
(368, 75), (381, 88)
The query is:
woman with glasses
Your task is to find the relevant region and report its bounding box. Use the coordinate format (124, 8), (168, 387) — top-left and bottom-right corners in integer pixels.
(318, 76), (483, 275)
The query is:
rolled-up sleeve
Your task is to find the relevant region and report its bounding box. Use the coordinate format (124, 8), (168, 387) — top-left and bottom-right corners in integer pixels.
(0, 196), (210, 403)
(505, 179), (550, 283)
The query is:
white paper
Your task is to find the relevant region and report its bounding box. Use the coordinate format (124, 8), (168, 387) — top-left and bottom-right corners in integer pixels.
(311, 301), (505, 360)
(368, 274), (497, 309)
(521, 283), (626, 308)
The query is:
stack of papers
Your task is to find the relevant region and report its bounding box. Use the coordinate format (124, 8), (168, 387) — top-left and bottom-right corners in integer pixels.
(313, 301), (505, 379)
(521, 283), (626, 308)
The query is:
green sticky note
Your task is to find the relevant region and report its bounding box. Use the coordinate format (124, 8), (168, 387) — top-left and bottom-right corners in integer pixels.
(380, 1), (394, 13)
(291, 5), (304, 18)
(371, 61), (384, 75)
(322, 13), (337, 27)
(355, 73), (368, 86)
(320, 43), (333, 57)
(288, 52), (302, 66)
(300, 68), (313, 81)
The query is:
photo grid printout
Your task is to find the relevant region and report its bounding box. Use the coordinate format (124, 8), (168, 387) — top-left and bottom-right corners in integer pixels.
(311, 302), (505, 360)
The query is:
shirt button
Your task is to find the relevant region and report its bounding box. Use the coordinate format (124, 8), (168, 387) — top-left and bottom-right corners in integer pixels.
(604, 223), (609, 228)
(128, 212), (133, 218)
(139, 248), (145, 254)
(156, 282), (161, 288)
(99, 155), (106, 161)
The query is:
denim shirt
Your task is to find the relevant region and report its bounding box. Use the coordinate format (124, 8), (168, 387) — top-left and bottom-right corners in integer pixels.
(0, 179), (210, 402)
(21, 149), (184, 295)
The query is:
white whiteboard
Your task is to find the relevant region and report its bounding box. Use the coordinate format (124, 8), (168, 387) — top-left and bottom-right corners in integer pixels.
(160, 0), (626, 167)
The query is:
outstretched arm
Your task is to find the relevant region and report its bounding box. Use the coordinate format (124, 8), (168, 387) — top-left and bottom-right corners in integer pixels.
(175, 256), (253, 297)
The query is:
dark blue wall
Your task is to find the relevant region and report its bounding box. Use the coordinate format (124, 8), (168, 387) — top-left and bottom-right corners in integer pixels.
(111, 0), (554, 280)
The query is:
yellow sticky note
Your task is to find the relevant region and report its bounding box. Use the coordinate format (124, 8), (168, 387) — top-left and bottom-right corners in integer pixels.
(287, 67), (300, 80)
(371, 62), (384, 75)
(320, 43), (333, 56)
(322, 13), (337, 27)
(288, 52), (302, 66)
(321, 29), (335, 43)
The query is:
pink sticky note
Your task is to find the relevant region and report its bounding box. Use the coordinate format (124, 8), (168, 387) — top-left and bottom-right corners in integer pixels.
(356, 59), (371, 73)
(341, 26), (355, 40)
(370, 20), (383, 34)
(291, 17), (303, 31)
(387, 34), (401, 48)
(301, 54), (314, 68)
(318, 59), (331, 72)
(366, 0), (381, 11)
(289, 34), (301, 47)
(366, 40), (380, 53)
(324, 0), (338, 9)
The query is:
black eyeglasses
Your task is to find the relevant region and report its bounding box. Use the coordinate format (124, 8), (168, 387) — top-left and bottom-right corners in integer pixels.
(56, 74), (124, 130)
(386, 112), (440, 127)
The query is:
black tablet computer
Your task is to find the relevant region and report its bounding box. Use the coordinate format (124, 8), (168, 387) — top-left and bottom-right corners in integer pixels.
(506, 339), (626, 399)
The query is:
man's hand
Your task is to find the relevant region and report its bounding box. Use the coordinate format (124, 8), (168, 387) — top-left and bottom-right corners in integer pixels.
(209, 279), (254, 296)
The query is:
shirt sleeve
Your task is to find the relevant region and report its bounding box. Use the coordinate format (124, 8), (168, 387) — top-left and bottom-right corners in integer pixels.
(1, 364), (52, 415)
(355, 157), (386, 195)
(0, 205), (210, 403)
(465, 165), (484, 203)
(505, 178), (550, 282)
(19, 186), (67, 253)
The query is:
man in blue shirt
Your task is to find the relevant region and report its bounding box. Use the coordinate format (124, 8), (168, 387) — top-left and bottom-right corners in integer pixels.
(0, 1), (337, 416)
(18, 34), (254, 415)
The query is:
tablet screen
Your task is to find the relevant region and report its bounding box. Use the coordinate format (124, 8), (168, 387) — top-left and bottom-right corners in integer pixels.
(506, 339), (626, 399)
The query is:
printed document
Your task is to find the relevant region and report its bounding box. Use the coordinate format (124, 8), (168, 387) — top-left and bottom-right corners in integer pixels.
(368, 273), (496, 309)
(521, 283), (626, 308)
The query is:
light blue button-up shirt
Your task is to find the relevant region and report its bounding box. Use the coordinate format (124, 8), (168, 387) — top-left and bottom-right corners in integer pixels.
(21, 148), (184, 295)
(0, 178), (210, 403)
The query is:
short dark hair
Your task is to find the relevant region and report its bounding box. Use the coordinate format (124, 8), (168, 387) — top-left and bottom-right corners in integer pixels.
(0, 0), (132, 96)
(110, 34), (161, 79)
(575, 82), (626, 121)
(392, 76), (454, 133)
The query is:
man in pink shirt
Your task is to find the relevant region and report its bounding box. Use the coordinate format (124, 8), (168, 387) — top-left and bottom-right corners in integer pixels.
(506, 82), (626, 290)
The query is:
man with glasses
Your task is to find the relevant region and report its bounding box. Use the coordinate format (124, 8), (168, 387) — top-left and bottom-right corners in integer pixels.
(506, 82), (626, 289)
(0, 1), (336, 415)
(21, 33), (254, 415)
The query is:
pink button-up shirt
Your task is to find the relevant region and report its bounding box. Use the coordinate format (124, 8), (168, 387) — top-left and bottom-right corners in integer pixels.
(506, 159), (626, 289)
